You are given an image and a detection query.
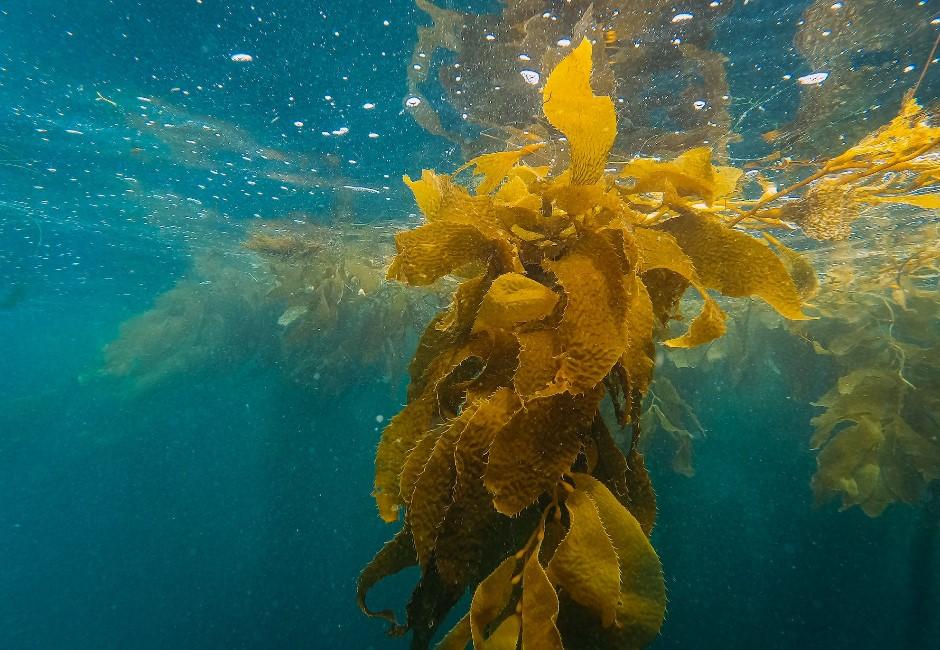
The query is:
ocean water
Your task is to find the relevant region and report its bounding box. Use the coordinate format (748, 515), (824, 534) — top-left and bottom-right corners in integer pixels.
(1, 1), (939, 649)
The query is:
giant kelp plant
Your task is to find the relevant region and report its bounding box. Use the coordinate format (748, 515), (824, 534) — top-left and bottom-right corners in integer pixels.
(359, 40), (815, 649)
(360, 35), (940, 648)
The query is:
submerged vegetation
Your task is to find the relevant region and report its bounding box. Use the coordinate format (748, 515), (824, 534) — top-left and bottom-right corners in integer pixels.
(84, 4), (940, 647)
(97, 223), (442, 396)
(358, 33), (939, 649)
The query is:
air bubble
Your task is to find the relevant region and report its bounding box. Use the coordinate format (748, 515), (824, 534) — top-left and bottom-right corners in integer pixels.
(520, 70), (540, 85)
(405, 96), (422, 108)
(797, 72), (829, 85)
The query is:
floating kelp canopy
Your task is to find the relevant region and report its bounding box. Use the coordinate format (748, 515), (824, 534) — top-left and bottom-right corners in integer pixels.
(406, 0), (735, 159)
(767, 0), (939, 159)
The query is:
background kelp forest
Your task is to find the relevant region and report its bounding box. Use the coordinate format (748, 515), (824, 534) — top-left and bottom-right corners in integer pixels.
(1, 1), (939, 649)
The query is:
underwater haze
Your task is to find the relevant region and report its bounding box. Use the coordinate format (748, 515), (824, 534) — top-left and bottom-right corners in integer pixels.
(2, 1), (939, 649)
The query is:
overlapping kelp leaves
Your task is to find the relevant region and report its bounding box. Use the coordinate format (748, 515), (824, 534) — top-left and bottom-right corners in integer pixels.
(358, 40), (811, 650)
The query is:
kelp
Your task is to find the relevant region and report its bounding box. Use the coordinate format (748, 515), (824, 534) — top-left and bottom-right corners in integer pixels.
(97, 252), (278, 393)
(795, 216), (940, 517)
(640, 376), (704, 478)
(767, 0), (937, 160)
(405, 0), (735, 159)
(244, 222), (443, 393)
(360, 40), (814, 650)
(98, 223), (443, 396)
(731, 94), (940, 242)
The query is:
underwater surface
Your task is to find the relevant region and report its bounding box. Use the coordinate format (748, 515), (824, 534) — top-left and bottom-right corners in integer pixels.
(1, 1), (939, 649)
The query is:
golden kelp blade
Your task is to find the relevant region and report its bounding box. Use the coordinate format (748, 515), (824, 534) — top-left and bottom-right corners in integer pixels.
(547, 489), (622, 627)
(404, 169), (446, 218)
(522, 539), (564, 650)
(457, 143), (545, 195)
(660, 211), (808, 320)
(571, 474), (666, 644)
(543, 233), (629, 394)
(826, 97), (940, 171)
(621, 147), (741, 205)
(542, 39), (616, 185)
(470, 556), (518, 648)
(474, 272), (559, 331)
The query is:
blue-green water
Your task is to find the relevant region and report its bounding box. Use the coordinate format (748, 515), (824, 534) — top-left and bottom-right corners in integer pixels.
(2, 1), (939, 649)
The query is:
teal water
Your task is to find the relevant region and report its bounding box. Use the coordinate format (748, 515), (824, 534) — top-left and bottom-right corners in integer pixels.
(2, 1), (939, 649)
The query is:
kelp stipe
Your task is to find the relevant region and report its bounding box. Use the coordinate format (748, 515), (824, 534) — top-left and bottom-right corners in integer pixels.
(357, 40), (812, 650)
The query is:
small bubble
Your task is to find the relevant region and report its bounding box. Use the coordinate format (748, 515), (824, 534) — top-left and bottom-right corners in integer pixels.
(484, 33), (496, 41)
(518, 53), (531, 61)
(375, 415), (385, 424)
(362, 102), (375, 110)
(520, 70), (540, 85)
(693, 100), (706, 110)
(293, 120), (304, 127)
(230, 53), (253, 62)
(368, 132), (380, 138)
(830, 2), (843, 8)
(797, 72), (829, 85)
(671, 13), (694, 23)
(383, 19), (390, 26)
(904, 64), (915, 73)
(557, 38), (572, 47)
(331, 126), (349, 136)
(405, 96), (422, 108)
